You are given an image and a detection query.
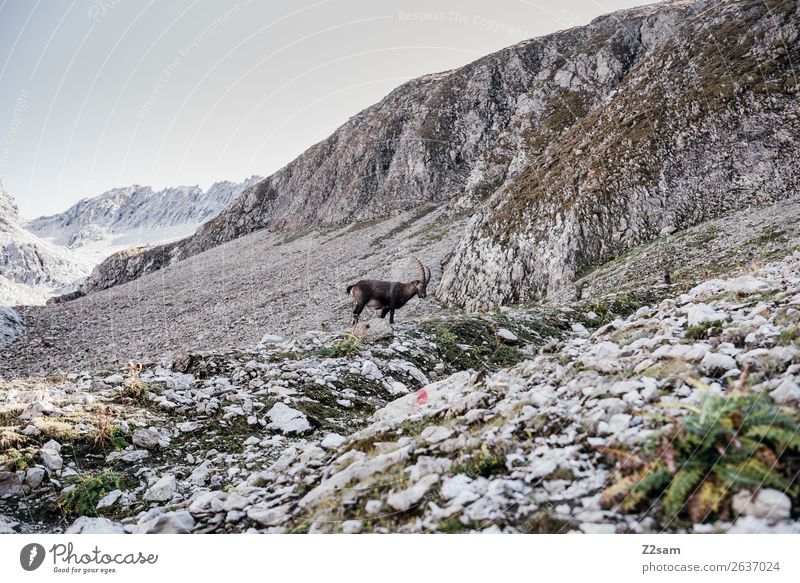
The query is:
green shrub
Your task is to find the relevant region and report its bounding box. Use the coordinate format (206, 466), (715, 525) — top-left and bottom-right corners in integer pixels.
(314, 335), (363, 358)
(686, 321), (723, 340)
(59, 470), (127, 517)
(453, 445), (508, 479)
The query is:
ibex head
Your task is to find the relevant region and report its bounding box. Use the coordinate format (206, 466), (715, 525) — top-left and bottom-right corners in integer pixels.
(411, 256), (431, 299)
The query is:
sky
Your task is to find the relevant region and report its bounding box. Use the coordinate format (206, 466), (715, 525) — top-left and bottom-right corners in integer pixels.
(0, 0), (656, 219)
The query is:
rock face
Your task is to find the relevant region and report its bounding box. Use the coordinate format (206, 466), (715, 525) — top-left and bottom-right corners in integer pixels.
(437, 0), (800, 309)
(0, 183), (92, 305)
(0, 306), (24, 348)
(66, 0), (800, 309)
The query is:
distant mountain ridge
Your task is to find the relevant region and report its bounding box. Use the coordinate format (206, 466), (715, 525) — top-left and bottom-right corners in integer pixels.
(28, 177), (263, 249)
(1, 176), (262, 305)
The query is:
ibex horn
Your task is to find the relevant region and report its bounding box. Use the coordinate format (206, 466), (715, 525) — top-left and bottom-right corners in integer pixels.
(411, 256), (427, 283)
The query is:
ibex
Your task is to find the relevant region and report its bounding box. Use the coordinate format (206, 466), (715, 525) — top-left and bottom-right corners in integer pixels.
(346, 257), (431, 325)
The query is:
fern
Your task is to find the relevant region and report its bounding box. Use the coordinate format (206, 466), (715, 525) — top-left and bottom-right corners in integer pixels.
(688, 478), (728, 523)
(602, 390), (800, 525)
(746, 424), (800, 451)
(662, 465), (704, 518)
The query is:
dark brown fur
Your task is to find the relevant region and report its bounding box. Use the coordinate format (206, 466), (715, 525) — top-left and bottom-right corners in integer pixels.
(347, 258), (430, 325)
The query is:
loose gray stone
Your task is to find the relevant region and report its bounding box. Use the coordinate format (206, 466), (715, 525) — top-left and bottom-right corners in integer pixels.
(66, 516), (127, 534)
(132, 428), (160, 449)
(144, 474), (177, 502)
(386, 474), (439, 512)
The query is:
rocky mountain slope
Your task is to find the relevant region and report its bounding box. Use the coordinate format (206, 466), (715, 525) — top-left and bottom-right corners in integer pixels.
(0, 184), (93, 306)
(67, 0), (800, 306)
(2, 245), (798, 534)
(2, 204), (464, 375)
(439, 0), (800, 309)
(5, 188), (799, 378)
(28, 177), (262, 250)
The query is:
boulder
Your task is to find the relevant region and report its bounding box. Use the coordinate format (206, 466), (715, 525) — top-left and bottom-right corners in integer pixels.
(39, 445), (63, 474)
(351, 318), (393, 343)
(386, 474), (439, 512)
(320, 433), (347, 450)
(25, 467), (46, 490)
(496, 328), (519, 344)
(96, 489), (123, 510)
(698, 351), (737, 376)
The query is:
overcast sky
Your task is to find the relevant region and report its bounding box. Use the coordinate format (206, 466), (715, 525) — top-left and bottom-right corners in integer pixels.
(0, 0), (655, 218)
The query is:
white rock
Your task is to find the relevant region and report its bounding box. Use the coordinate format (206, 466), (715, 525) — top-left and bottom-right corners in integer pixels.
(135, 510), (195, 534)
(107, 449), (150, 464)
(732, 489), (791, 522)
(321, 433), (347, 450)
(571, 323), (590, 337)
(144, 474), (177, 502)
(104, 374), (124, 385)
(419, 425), (453, 444)
(66, 516), (127, 534)
(441, 474), (479, 503)
(188, 461), (211, 485)
(259, 333), (284, 345)
(0, 514), (19, 534)
(247, 503), (290, 526)
(497, 328), (519, 344)
(652, 343), (708, 361)
(25, 467), (46, 490)
(266, 402), (311, 434)
(0, 471), (24, 498)
(386, 474), (439, 512)
(580, 522), (616, 534)
(39, 447), (63, 473)
(699, 352), (737, 376)
(686, 304), (726, 327)
(351, 318), (393, 343)
(364, 500), (383, 515)
(769, 377), (800, 405)
(42, 439), (61, 452)
(608, 413), (632, 433)
(96, 489), (123, 510)
(341, 519), (362, 534)
(682, 276), (771, 303)
(19, 401), (59, 421)
(360, 360), (383, 380)
(728, 515), (800, 534)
